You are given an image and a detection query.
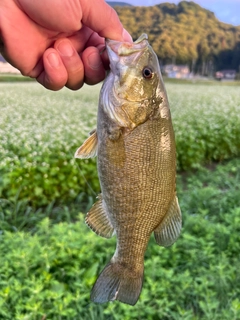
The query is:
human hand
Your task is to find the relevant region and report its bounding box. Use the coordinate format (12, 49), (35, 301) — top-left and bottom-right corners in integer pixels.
(0, 0), (132, 90)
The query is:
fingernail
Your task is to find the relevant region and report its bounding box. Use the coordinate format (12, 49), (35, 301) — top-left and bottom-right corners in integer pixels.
(88, 52), (102, 70)
(122, 29), (133, 42)
(57, 40), (74, 56)
(47, 52), (60, 68)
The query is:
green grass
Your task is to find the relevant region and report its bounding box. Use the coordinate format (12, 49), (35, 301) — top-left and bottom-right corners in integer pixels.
(163, 77), (240, 86)
(0, 74), (35, 82)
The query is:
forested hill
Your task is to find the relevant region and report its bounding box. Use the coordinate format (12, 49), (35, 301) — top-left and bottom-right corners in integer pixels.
(113, 1), (240, 72)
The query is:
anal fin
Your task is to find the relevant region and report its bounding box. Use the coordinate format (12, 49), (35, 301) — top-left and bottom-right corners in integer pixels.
(75, 129), (97, 159)
(154, 196), (182, 247)
(86, 194), (114, 238)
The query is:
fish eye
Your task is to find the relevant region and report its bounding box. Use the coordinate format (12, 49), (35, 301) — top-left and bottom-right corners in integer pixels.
(142, 67), (153, 79)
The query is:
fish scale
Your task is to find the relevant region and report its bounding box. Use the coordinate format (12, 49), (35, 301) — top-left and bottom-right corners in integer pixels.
(75, 33), (181, 305)
(100, 119), (174, 224)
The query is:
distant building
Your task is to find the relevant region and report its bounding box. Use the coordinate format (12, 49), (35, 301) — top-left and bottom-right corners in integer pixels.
(215, 70), (236, 81)
(163, 64), (191, 79)
(0, 54), (20, 74)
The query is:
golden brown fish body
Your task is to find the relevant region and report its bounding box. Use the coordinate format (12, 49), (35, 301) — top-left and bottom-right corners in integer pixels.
(75, 34), (181, 305)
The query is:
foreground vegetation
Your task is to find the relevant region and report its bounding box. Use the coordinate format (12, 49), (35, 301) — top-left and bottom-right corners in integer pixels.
(0, 159), (240, 319)
(0, 82), (240, 319)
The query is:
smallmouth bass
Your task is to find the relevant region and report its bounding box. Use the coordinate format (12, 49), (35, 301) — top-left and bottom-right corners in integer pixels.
(75, 34), (181, 306)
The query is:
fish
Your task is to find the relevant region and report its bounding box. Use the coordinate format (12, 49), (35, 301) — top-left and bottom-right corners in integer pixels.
(75, 33), (181, 306)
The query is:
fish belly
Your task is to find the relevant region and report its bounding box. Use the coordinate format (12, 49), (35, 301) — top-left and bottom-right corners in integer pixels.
(98, 114), (176, 257)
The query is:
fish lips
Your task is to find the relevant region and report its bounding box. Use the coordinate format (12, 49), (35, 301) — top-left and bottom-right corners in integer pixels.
(106, 35), (149, 72)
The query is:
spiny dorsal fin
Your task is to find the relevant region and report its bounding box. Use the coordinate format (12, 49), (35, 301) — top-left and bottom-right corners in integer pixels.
(86, 194), (115, 238)
(75, 129), (98, 159)
(154, 196), (182, 247)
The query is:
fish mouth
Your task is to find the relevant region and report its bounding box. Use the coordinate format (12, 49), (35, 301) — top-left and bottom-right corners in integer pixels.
(106, 33), (149, 63)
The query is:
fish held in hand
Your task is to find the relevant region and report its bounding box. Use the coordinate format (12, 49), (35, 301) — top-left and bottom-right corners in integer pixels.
(75, 34), (181, 306)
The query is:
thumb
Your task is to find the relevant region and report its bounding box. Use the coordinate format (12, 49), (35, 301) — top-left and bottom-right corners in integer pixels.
(16, 0), (82, 32)
(80, 0), (132, 41)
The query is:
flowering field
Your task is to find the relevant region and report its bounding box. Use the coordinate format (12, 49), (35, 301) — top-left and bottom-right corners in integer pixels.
(0, 83), (100, 207)
(1, 82), (240, 207)
(0, 82), (240, 319)
(169, 83), (240, 170)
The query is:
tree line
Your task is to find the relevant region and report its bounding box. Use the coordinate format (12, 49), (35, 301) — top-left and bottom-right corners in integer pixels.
(113, 1), (240, 74)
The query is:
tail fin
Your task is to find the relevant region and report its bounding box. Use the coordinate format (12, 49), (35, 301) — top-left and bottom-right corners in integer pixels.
(90, 261), (143, 306)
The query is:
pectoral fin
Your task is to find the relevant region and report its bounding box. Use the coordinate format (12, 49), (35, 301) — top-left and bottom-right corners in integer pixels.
(86, 194), (115, 238)
(154, 196), (182, 247)
(75, 129), (98, 159)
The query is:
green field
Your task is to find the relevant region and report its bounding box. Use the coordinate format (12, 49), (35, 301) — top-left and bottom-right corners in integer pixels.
(0, 82), (240, 319)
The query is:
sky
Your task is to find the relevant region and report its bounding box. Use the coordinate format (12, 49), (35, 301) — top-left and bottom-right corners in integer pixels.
(109, 0), (240, 26)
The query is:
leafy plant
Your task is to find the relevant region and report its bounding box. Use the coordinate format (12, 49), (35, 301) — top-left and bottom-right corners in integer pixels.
(0, 159), (240, 319)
